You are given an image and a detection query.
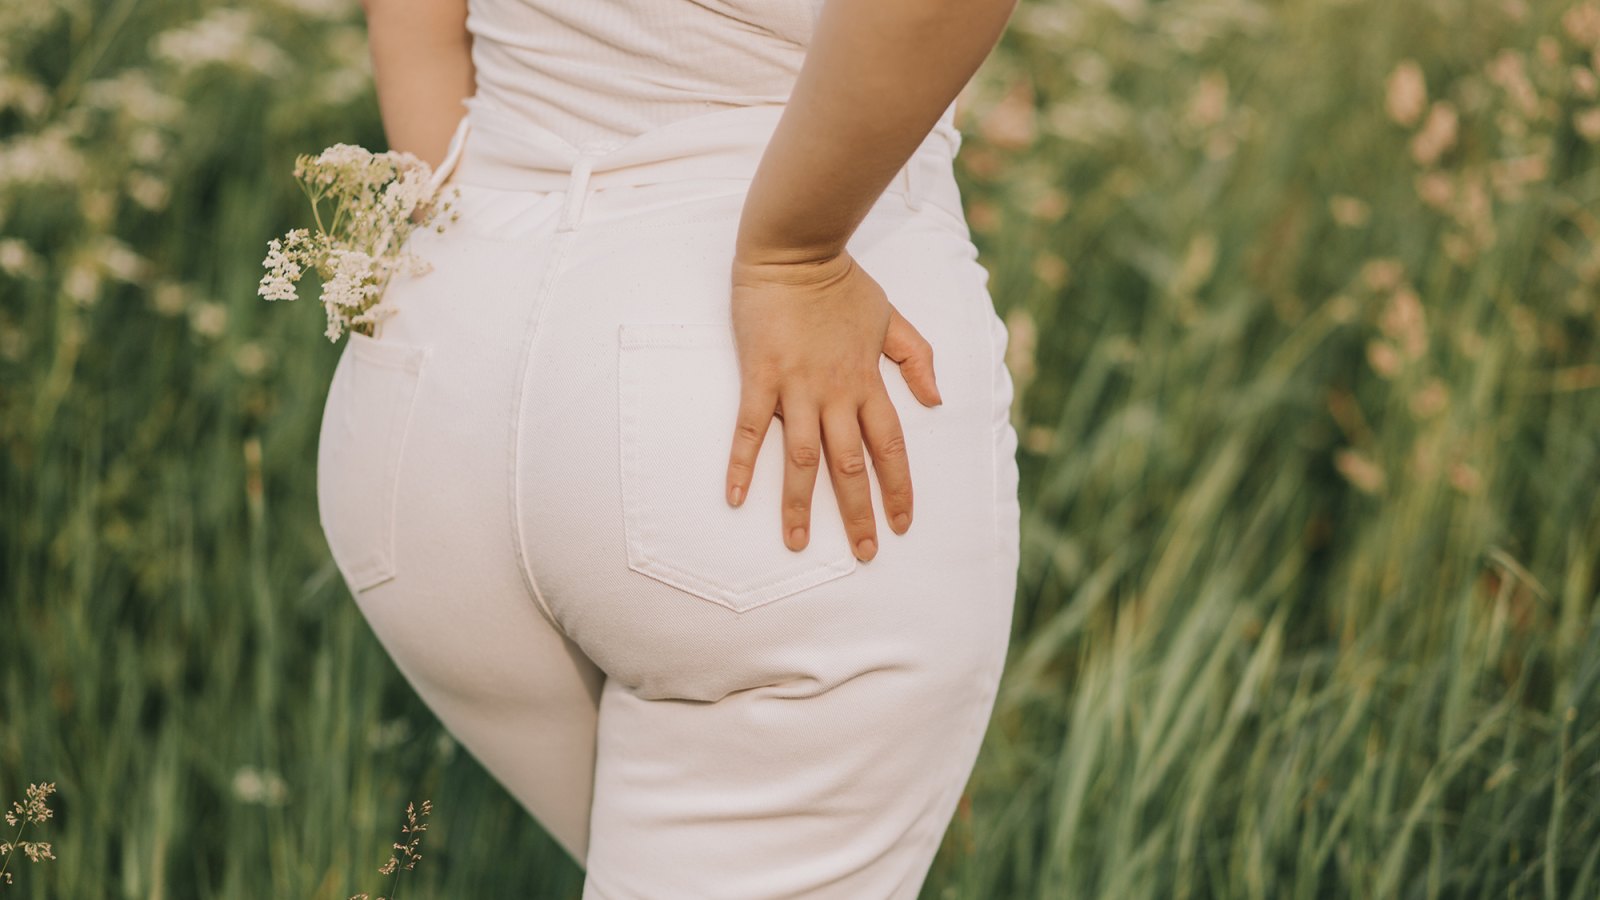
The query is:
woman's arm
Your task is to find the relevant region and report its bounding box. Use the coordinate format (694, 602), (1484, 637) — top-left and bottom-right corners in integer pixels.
(725, 0), (1018, 562)
(361, 0), (476, 168)
(735, 0), (1019, 263)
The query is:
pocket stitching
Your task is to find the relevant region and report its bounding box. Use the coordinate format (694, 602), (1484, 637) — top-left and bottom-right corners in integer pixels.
(328, 332), (429, 593)
(617, 322), (858, 613)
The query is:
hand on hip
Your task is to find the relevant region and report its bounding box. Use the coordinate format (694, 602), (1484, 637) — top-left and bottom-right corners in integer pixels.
(725, 248), (943, 562)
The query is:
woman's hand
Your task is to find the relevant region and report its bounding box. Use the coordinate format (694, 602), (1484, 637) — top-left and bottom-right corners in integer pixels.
(725, 249), (942, 562)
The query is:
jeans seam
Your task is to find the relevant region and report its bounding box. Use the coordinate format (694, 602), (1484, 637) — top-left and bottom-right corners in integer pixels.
(615, 323), (860, 613)
(509, 229), (579, 634)
(990, 305), (1004, 662)
(989, 300), (1017, 684)
(372, 349), (429, 592)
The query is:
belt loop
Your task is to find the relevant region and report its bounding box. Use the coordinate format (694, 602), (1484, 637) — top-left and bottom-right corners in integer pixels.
(558, 153), (599, 233)
(899, 157), (922, 212)
(425, 114), (472, 198)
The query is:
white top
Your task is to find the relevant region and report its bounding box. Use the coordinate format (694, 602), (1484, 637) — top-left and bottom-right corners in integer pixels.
(467, 0), (960, 152)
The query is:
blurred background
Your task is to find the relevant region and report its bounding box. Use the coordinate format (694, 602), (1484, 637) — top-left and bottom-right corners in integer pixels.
(3, 0), (1599, 896)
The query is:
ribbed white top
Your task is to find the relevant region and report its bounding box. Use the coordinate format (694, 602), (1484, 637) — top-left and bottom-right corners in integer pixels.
(466, 0), (960, 153)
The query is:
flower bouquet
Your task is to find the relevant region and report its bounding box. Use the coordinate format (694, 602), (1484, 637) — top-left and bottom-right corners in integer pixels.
(258, 143), (459, 342)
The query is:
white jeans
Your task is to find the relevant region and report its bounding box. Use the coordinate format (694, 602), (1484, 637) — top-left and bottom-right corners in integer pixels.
(316, 94), (1020, 900)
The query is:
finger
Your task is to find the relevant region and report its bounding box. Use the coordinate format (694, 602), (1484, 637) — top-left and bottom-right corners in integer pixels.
(821, 402), (878, 562)
(859, 388), (913, 535)
(780, 396), (823, 552)
(727, 378), (779, 507)
(882, 306), (943, 407)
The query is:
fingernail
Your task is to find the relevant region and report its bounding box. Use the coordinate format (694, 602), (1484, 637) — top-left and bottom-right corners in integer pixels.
(856, 537), (877, 561)
(789, 526), (807, 550)
(729, 484), (743, 506)
(892, 512), (910, 533)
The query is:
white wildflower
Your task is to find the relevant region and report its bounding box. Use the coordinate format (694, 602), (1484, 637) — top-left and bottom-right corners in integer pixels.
(190, 301), (228, 338)
(1410, 101), (1458, 166)
(272, 0), (358, 20)
(0, 239), (40, 278)
(301, 143), (388, 191)
(0, 127), (86, 187)
(349, 298), (398, 330)
(1386, 60), (1427, 126)
(81, 190), (116, 229)
(0, 323), (26, 362)
(257, 272), (296, 303)
(1576, 107), (1600, 142)
(0, 72), (48, 118)
(230, 766), (288, 806)
(96, 237), (148, 282)
(127, 172), (170, 211)
(152, 9), (289, 77)
(130, 130), (166, 164)
(0, 3), (61, 40)
(321, 247), (379, 310)
(262, 138), (454, 341)
(150, 281), (190, 316)
(233, 341), (271, 377)
(316, 67), (371, 107)
(381, 168), (433, 221)
(393, 251), (433, 278)
(80, 70), (184, 125)
(258, 231), (307, 302)
(310, 142), (371, 171)
(63, 262), (100, 307)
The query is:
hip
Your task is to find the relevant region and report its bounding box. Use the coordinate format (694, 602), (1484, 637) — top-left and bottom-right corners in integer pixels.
(313, 128), (1019, 693)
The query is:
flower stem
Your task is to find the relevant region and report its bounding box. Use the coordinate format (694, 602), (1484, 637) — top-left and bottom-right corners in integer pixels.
(0, 819), (27, 885)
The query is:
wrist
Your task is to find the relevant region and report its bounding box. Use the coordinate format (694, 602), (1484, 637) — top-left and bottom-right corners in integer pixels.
(731, 245), (854, 290)
(733, 233), (844, 269)
(734, 199), (849, 269)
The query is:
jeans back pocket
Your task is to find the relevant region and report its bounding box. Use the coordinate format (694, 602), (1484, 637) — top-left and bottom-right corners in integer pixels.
(617, 322), (857, 613)
(316, 331), (429, 593)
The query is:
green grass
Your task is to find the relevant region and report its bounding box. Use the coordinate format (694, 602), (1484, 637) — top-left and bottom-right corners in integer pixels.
(2, 0), (1597, 897)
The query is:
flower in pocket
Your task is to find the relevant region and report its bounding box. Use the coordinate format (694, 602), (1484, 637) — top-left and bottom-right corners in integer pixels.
(257, 142), (460, 342)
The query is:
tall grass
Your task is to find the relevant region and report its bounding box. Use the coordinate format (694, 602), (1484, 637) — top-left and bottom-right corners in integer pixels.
(1, 0), (1596, 897)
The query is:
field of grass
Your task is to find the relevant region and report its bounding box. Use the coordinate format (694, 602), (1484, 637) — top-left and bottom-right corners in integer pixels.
(3, 0), (1598, 897)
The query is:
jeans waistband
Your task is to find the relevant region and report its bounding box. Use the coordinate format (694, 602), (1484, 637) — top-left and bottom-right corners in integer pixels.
(427, 95), (968, 234)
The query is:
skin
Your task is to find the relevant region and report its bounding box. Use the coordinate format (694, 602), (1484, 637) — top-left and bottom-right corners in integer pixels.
(360, 0), (1019, 563)
(360, 0), (475, 169)
(727, 0), (1019, 562)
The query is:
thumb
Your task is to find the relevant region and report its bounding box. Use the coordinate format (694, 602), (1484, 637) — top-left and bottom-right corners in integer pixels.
(882, 304), (943, 408)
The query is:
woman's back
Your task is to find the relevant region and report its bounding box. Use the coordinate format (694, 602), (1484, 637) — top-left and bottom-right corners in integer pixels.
(467, 0), (959, 150)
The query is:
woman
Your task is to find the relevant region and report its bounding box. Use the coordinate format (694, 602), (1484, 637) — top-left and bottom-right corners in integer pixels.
(317, 0), (1021, 896)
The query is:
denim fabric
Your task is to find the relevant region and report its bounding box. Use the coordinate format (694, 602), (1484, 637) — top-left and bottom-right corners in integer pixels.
(316, 94), (1019, 900)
